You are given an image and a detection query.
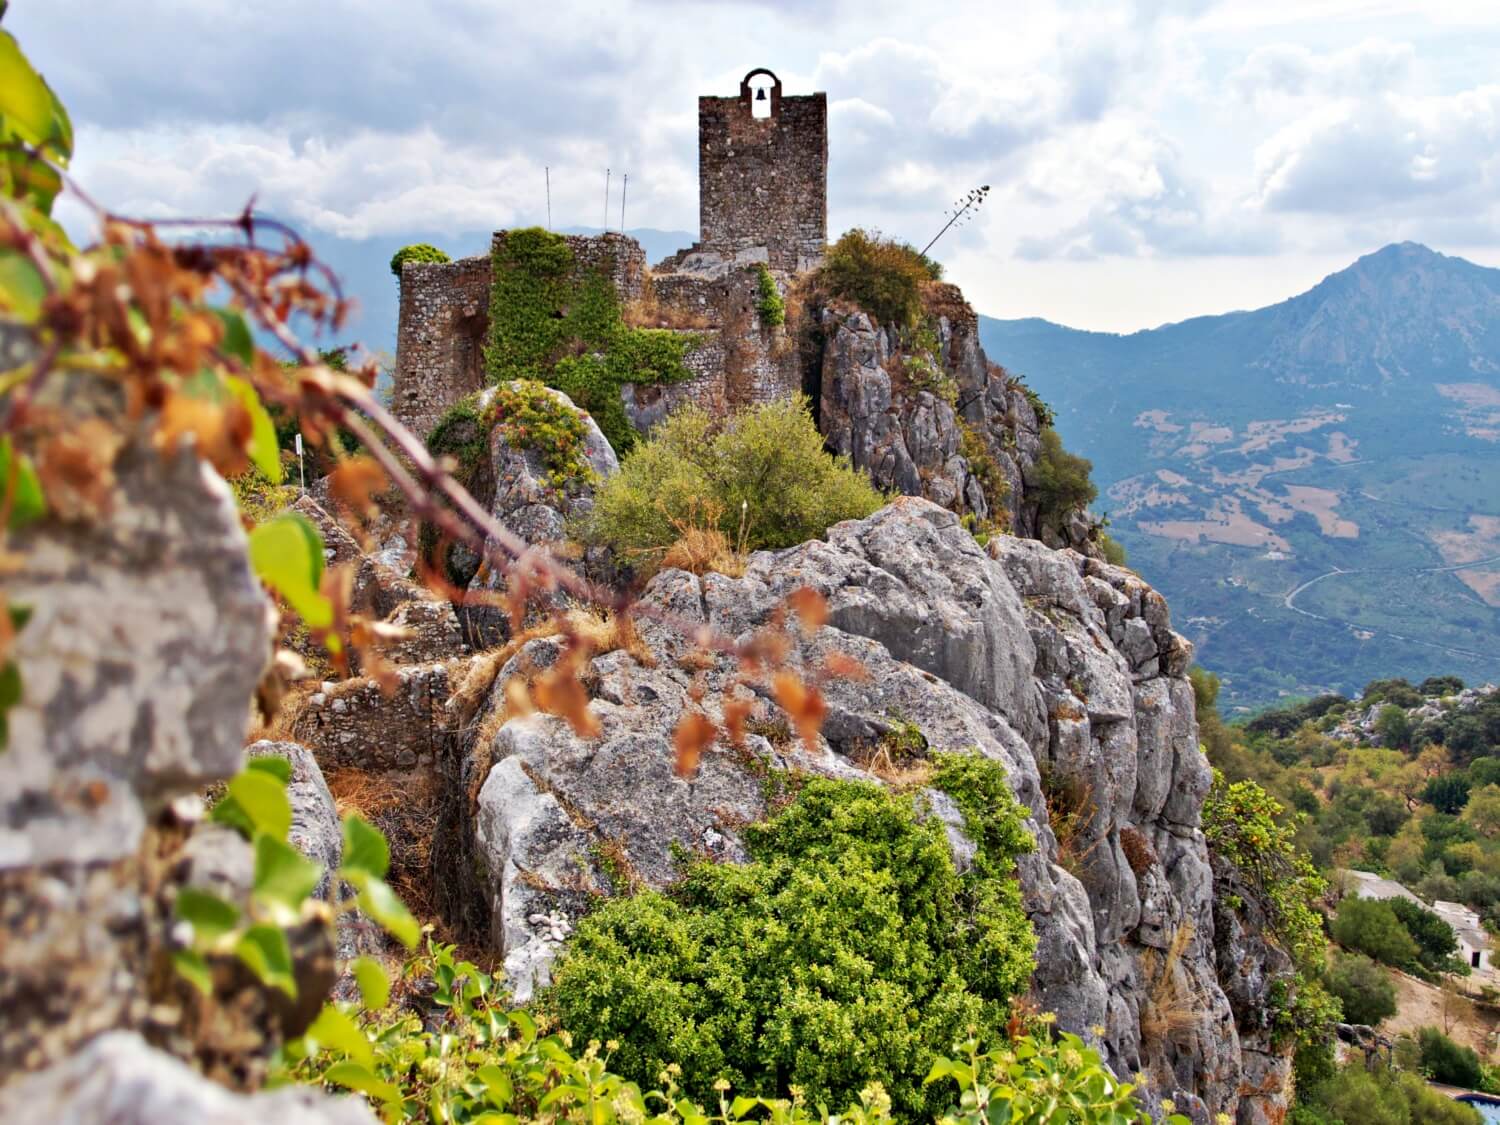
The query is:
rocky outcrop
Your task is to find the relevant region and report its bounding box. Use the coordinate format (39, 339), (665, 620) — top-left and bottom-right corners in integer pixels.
(813, 284), (1097, 554)
(456, 498), (1255, 1119)
(459, 383), (620, 648)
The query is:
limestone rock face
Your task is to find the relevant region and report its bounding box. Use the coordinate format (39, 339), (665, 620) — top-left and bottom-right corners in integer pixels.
(248, 740), (342, 899)
(463, 497), (1256, 1119)
(0, 435), (275, 1076)
(4, 443), (273, 870)
(461, 383), (620, 648)
(0, 1032), (376, 1125)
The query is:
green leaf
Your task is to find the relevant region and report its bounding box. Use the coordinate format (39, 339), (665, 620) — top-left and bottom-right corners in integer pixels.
(172, 949), (214, 996)
(0, 30), (62, 149)
(253, 834), (322, 922)
(225, 375), (283, 484)
(305, 1003), (373, 1069)
(323, 1061), (403, 1107)
(341, 813), (390, 878)
(476, 1064), (513, 1109)
(211, 768), (291, 840)
(0, 248), (44, 319)
(245, 753), (291, 784)
(247, 513), (332, 629)
(508, 1010), (537, 1047)
(0, 436), (45, 529)
(0, 660), (19, 711)
(343, 869), (418, 949)
(235, 924), (296, 996)
(9, 603), (31, 631)
(212, 308), (255, 365)
(351, 956), (391, 1011)
(175, 887), (240, 944)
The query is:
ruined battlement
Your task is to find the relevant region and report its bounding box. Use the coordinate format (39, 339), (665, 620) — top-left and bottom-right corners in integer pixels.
(696, 68), (827, 273)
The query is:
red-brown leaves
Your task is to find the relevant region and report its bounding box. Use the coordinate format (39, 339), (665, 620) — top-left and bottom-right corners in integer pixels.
(328, 455), (388, 523)
(786, 586), (828, 636)
(773, 670), (826, 752)
(673, 710), (717, 778)
(34, 417), (121, 521)
(723, 696), (753, 748)
(532, 642), (601, 739)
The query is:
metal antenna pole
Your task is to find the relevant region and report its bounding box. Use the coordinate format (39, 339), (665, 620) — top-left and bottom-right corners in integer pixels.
(545, 166), (552, 230)
(604, 168), (610, 232)
(620, 173), (628, 232)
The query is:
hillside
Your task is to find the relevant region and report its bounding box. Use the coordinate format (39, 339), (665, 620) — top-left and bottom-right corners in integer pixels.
(981, 243), (1500, 711)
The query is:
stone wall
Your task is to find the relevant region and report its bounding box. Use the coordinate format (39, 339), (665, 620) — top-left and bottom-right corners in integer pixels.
(698, 70), (827, 273)
(392, 254), (490, 438)
(391, 232), (648, 439)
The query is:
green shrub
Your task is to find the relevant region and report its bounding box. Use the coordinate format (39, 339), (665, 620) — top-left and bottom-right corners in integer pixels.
(589, 396), (883, 561)
(484, 227), (700, 454)
(1030, 427), (1097, 535)
(819, 229), (940, 331)
(1331, 897), (1420, 969)
(1417, 1026), (1485, 1088)
(389, 242), (449, 279)
(1295, 1061), (1482, 1125)
(754, 263), (785, 327)
(1325, 953), (1397, 1025)
(1204, 773), (1328, 971)
(547, 757), (1036, 1118)
(1388, 897), (1461, 975)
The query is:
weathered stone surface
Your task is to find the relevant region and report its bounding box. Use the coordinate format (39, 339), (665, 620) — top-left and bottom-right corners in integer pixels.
(4, 442), (273, 869)
(0, 1032), (376, 1124)
(461, 383), (619, 648)
(248, 740), (341, 898)
(463, 498), (1251, 1118)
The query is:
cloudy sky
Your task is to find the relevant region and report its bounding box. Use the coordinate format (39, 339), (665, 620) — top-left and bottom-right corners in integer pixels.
(11, 0), (1500, 339)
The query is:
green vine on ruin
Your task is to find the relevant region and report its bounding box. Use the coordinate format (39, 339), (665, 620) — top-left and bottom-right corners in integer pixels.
(484, 227), (702, 454)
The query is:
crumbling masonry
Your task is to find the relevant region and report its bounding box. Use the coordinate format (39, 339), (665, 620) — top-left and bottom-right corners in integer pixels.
(392, 68), (825, 439)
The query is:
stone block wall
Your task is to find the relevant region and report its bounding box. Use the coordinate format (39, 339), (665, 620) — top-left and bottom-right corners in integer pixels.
(392, 233), (648, 440)
(698, 70), (827, 273)
(622, 266), (801, 435)
(392, 254), (491, 438)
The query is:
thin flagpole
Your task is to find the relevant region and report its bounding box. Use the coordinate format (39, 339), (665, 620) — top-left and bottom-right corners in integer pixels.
(620, 173), (628, 232)
(604, 168), (610, 232)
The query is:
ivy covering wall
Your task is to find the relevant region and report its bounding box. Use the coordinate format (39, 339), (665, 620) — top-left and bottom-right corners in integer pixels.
(484, 227), (700, 454)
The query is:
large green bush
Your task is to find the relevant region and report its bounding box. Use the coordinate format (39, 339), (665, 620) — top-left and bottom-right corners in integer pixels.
(484, 227), (699, 453)
(547, 757), (1036, 1118)
(818, 229), (941, 331)
(1292, 1059), (1482, 1125)
(589, 396), (884, 560)
(1324, 953), (1397, 1025)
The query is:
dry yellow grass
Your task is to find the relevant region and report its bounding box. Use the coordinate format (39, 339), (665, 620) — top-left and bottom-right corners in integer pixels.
(660, 526), (748, 578)
(1141, 922), (1210, 1042)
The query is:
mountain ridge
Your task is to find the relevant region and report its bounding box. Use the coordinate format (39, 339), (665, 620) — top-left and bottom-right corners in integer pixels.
(980, 241), (1500, 710)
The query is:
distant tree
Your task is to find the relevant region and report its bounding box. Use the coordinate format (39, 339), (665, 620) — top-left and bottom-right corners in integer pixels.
(1462, 784), (1500, 840)
(1423, 774), (1472, 816)
(1325, 953), (1397, 1025)
(1375, 705), (1414, 752)
(1363, 678), (1424, 709)
(1030, 427), (1097, 534)
(1388, 897), (1460, 975)
(1331, 897), (1419, 969)
(1416, 1026), (1483, 1088)
(1468, 757), (1500, 788)
(1421, 676), (1466, 697)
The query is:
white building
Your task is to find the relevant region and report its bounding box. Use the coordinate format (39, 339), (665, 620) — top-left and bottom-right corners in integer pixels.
(1340, 869), (1423, 907)
(1432, 900), (1493, 974)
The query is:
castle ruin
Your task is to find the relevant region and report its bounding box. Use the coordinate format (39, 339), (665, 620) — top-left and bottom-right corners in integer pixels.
(392, 68), (826, 439)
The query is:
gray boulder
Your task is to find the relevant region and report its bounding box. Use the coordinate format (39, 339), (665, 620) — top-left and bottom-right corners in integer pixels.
(0, 1032), (376, 1125)
(464, 497), (1254, 1119)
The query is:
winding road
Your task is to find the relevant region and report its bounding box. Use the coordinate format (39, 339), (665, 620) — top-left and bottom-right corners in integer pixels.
(1282, 553), (1500, 661)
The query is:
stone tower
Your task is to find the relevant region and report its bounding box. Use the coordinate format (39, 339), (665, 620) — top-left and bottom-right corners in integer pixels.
(697, 68), (827, 273)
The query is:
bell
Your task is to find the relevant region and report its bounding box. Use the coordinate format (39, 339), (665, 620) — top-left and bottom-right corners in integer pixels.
(755, 87), (767, 102)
